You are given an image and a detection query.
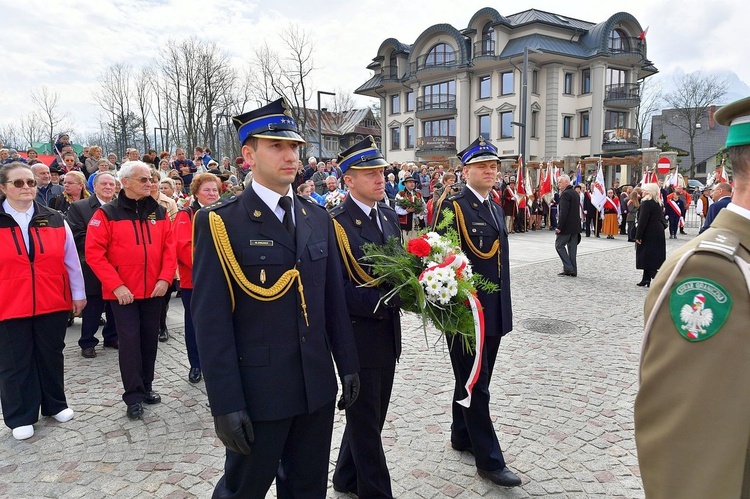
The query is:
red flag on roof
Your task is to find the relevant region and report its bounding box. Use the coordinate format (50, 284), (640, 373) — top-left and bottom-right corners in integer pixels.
(639, 26), (649, 41)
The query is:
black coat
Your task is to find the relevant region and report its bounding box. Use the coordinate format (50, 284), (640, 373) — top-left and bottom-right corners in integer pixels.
(557, 185), (581, 235)
(329, 196), (402, 367)
(635, 198), (666, 270)
(65, 196), (104, 295)
(435, 189), (512, 337)
(191, 188), (359, 421)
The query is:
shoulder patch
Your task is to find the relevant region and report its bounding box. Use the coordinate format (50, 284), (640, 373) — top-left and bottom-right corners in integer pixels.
(695, 229), (740, 261)
(669, 278), (732, 342)
(329, 204), (346, 218)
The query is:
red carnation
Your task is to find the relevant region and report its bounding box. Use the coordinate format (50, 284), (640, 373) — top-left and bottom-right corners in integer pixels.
(407, 237), (431, 258)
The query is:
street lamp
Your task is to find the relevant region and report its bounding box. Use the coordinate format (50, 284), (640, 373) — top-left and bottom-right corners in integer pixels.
(317, 90), (335, 159)
(154, 127), (168, 152)
(519, 46), (543, 163)
(215, 113), (231, 158)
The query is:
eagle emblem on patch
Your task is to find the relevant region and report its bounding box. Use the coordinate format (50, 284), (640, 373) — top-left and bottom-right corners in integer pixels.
(669, 278), (732, 342)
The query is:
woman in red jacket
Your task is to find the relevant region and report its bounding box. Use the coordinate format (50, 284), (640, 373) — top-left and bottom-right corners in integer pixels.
(0, 163), (86, 440)
(174, 173), (222, 384)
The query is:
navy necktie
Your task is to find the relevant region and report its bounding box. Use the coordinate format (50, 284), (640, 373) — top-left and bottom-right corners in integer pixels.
(278, 196), (295, 239)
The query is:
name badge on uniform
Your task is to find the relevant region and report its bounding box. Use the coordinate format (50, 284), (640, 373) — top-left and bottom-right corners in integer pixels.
(249, 240), (274, 247)
(471, 222), (487, 226)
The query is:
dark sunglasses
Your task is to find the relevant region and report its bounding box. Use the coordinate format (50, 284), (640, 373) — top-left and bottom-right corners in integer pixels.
(6, 179), (37, 188)
(130, 176), (153, 184)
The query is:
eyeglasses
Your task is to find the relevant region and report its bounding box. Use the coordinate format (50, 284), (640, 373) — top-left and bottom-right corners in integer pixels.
(129, 176), (153, 184)
(5, 179), (37, 188)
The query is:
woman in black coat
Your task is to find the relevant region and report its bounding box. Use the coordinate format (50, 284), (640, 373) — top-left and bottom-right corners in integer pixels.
(634, 183), (667, 287)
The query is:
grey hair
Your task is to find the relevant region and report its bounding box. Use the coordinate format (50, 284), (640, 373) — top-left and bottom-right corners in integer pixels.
(558, 174), (571, 184)
(118, 160), (150, 179)
(159, 177), (176, 190)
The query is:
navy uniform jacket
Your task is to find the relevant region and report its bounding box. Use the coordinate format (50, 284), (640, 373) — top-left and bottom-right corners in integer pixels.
(191, 188), (359, 422)
(65, 196), (105, 296)
(434, 189), (512, 337)
(329, 196), (401, 367)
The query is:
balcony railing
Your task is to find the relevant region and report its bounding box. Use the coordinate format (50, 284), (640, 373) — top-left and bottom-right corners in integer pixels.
(604, 83), (641, 108)
(608, 36), (646, 58)
(415, 94), (457, 119)
(602, 128), (638, 150)
(473, 39), (495, 57)
(410, 53), (457, 73)
(382, 63), (400, 81)
(416, 135), (457, 156)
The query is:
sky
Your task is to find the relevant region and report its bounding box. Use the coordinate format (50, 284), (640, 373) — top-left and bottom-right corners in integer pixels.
(0, 0), (747, 141)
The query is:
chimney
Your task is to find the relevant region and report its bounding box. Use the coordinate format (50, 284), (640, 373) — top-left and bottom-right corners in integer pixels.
(708, 105), (716, 129)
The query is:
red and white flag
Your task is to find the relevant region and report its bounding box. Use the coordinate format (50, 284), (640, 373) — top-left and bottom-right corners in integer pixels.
(539, 161), (552, 196)
(590, 160), (607, 211)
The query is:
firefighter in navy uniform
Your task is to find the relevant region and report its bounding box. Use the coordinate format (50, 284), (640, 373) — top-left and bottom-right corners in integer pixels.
(433, 137), (522, 488)
(191, 98), (360, 499)
(329, 136), (402, 498)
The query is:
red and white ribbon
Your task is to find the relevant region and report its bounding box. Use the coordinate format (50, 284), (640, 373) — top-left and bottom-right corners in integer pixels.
(456, 291), (485, 408)
(666, 198), (684, 226)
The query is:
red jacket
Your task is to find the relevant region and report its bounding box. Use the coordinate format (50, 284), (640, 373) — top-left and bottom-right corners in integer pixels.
(85, 192), (176, 300)
(174, 203), (199, 290)
(0, 202), (72, 321)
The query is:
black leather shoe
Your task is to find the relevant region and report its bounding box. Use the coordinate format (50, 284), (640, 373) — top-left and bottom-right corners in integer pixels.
(188, 368), (202, 383)
(478, 467), (522, 487)
(636, 281), (650, 287)
(158, 328), (169, 342)
(103, 340), (119, 349)
(451, 441), (475, 455)
(557, 271), (569, 276)
(144, 391), (161, 405)
(99, 316), (106, 326)
(81, 347), (96, 358)
(67, 316), (75, 327)
(127, 402), (143, 420)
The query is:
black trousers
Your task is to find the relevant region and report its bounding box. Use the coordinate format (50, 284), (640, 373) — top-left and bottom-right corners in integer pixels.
(450, 334), (506, 472)
(585, 212), (599, 236)
(110, 298), (162, 405)
(79, 294), (117, 349)
(212, 400), (335, 499)
(333, 364), (396, 498)
(0, 311), (69, 429)
(180, 288), (200, 369)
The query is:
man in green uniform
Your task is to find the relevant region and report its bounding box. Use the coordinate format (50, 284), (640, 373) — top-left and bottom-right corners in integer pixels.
(635, 96), (750, 499)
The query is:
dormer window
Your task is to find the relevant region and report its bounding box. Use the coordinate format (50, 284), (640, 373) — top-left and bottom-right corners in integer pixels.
(425, 43), (455, 67)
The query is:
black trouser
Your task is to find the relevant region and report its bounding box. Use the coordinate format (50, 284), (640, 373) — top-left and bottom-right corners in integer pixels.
(0, 311), (69, 429)
(180, 288), (200, 369)
(641, 269), (658, 282)
(110, 298), (162, 405)
(333, 363), (396, 498)
(213, 401), (335, 499)
(585, 211), (599, 236)
(159, 280), (176, 331)
(450, 334), (506, 472)
(79, 294), (117, 349)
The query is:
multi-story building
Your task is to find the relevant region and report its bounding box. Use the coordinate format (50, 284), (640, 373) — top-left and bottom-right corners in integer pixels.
(355, 7), (657, 170)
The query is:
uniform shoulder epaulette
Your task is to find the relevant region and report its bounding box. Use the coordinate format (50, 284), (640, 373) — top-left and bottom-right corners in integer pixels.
(447, 191), (465, 202)
(377, 201), (396, 215)
(694, 228), (741, 261)
(298, 195), (326, 212)
(203, 195), (237, 211)
(329, 203), (346, 218)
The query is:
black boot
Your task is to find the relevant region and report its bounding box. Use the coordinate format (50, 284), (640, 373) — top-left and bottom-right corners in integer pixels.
(636, 270), (651, 287)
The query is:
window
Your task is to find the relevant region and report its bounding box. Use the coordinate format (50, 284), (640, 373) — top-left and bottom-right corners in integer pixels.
(563, 73), (573, 95)
(324, 136), (339, 153)
(481, 22), (495, 55)
(423, 118), (456, 137)
(563, 116), (572, 138)
(423, 80), (456, 110)
(531, 70), (539, 94)
(609, 29), (629, 52)
(479, 114), (491, 139)
(500, 71), (514, 95)
(500, 111), (513, 138)
(606, 68), (627, 87)
(390, 127), (400, 149)
(581, 69), (591, 94)
(531, 111), (539, 139)
(390, 94), (400, 114)
(605, 110), (627, 129)
(406, 91), (415, 112)
(405, 125), (414, 148)
(425, 43), (455, 67)
(579, 111), (590, 137)
(479, 75), (491, 99)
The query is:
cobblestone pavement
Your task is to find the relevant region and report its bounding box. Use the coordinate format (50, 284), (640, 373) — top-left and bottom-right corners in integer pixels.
(0, 229), (695, 498)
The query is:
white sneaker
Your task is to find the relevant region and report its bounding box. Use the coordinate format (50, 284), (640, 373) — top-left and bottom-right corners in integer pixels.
(12, 425), (34, 440)
(52, 408), (74, 423)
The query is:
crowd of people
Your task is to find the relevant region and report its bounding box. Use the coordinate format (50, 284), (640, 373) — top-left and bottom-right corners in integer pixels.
(1, 91), (747, 498)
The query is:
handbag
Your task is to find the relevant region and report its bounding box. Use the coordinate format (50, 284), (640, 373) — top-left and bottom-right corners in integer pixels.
(660, 217), (668, 229)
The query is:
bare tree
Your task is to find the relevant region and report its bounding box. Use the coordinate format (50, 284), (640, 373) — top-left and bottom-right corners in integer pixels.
(635, 78), (662, 146)
(93, 63), (134, 156)
(328, 89), (357, 129)
(0, 122), (21, 149)
(31, 86), (70, 146)
(133, 67), (153, 150)
(663, 71), (729, 177)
